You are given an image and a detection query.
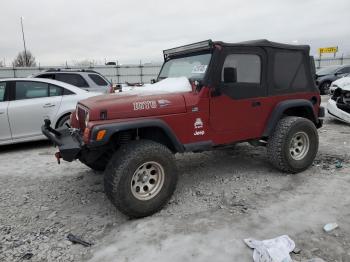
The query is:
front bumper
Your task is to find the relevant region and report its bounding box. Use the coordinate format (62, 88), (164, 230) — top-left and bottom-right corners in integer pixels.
(41, 119), (82, 162)
(327, 99), (350, 124)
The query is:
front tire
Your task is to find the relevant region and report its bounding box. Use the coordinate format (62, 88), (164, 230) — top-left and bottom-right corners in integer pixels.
(104, 140), (178, 218)
(267, 116), (318, 173)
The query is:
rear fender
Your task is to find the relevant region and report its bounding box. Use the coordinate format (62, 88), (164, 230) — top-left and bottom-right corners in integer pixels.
(262, 99), (318, 137)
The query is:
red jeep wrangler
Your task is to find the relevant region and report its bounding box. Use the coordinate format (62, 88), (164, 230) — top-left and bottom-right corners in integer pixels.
(43, 40), (324, 218)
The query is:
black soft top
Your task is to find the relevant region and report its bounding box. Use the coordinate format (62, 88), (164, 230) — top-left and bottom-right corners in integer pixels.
(162, 39), (317, 95)
(214, 39), (310, 52)
(163, 39), (310, 59)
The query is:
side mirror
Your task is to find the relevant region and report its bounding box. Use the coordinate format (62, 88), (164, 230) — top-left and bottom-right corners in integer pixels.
(150, 79), (156, 84)
(223, 67), (237, 83)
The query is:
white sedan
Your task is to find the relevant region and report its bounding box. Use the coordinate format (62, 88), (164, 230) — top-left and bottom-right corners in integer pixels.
(0, 78), (100, 145)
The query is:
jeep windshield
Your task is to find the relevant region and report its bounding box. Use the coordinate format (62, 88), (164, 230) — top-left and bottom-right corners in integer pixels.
(158, 53), (211, 81)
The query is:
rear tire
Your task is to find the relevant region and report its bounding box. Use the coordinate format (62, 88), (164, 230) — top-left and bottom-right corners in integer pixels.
(104, 140), (178, 218)
(267, 116), (318, 173)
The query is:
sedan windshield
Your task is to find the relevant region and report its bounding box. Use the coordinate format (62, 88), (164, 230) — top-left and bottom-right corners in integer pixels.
(316, 65), (341, 75)
(158, 53), (211, 80)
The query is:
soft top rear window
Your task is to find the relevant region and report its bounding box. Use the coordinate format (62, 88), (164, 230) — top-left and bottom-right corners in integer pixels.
(273, 51), (308, 91)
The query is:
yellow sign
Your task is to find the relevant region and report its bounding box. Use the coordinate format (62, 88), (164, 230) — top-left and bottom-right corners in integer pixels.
(318, 47), (338, 54)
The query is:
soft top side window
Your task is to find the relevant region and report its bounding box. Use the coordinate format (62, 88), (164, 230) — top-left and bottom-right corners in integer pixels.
(217, 49), (266, 99)
(221, 54), (261, 84)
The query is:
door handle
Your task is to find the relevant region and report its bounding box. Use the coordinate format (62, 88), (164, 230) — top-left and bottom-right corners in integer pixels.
(252, 101), (261, 107)
(43, 103), (55, 108)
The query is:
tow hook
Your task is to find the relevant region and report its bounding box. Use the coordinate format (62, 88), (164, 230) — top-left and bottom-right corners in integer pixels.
(55, 152), (62, 164)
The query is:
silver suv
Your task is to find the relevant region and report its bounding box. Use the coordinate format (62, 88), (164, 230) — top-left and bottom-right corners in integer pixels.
(32, 69), (112, 93)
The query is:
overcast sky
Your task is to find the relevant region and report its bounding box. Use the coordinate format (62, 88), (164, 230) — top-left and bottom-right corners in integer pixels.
(1, 0), (349, 66)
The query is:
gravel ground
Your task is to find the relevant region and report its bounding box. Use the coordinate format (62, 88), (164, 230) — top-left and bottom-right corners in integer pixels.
(1, 97), (350, 262)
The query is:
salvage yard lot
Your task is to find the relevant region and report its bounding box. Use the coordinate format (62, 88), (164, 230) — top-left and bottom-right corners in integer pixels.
(1, 98), (350, 262)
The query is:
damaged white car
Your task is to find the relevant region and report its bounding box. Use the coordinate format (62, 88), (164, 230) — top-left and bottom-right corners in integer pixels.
(327, 83), (350, 124)
(329, 74), (350, 94)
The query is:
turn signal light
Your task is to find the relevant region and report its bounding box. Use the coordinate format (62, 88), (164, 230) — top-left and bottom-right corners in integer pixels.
(96, 130), (106, 141)
(83, 128), (91, 144)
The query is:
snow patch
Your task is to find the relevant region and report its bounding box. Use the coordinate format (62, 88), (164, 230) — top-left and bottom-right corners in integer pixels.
(121, 77), (192, 94)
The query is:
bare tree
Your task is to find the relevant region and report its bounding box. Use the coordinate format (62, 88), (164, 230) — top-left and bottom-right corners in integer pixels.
(13, 50), (36, 67)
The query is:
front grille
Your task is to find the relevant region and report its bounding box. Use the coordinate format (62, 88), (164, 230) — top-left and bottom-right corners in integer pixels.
(77, 105), (88, 129)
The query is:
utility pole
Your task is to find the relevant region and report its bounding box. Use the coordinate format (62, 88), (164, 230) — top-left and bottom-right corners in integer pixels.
(318, 50), (322, 69)
(20, 17), (28, 66)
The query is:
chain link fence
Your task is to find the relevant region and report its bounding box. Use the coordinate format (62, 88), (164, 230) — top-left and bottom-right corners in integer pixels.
(314, 56), (350, 69)
(0, 56), (349, 83)
(0, 64), (163, 84)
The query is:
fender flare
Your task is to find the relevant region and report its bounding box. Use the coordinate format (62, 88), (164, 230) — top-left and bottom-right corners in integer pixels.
(89, 119), (185, 152)
(262, 99), (317, 137)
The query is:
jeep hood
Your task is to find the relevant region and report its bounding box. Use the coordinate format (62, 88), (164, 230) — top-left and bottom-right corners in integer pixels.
(80, 77), (192, 120)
